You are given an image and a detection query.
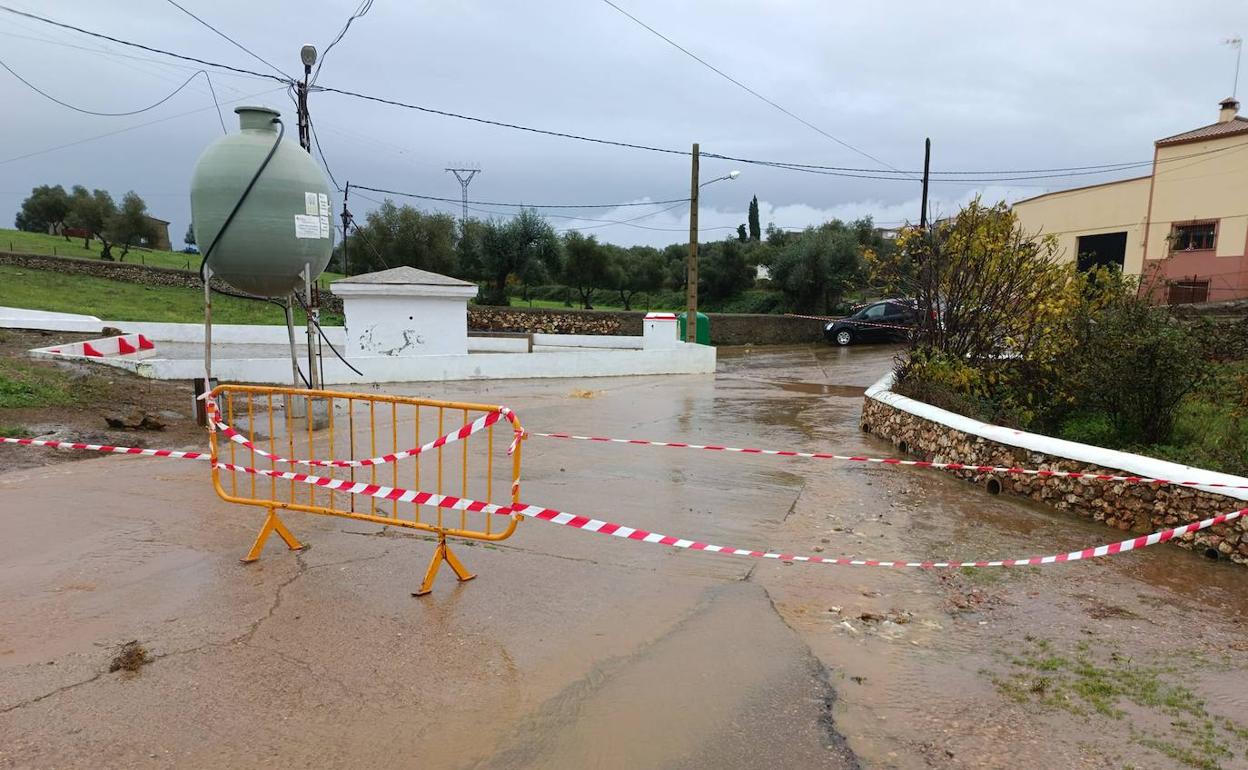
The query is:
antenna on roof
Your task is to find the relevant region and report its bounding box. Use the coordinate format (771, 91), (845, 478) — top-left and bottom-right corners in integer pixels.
(1226, 36), (1243, 98)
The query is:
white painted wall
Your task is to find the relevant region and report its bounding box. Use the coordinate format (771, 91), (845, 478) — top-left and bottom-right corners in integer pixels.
(114, 321), (347, 346)
(467, 336), (530, 353)
(132, 346), (717, 384)
(0, 306), (104, 333)
(342, 295), (469, 357)
(643, 316), (679, 350)
(531, 333), (643, 349)
(866, 371), (1248, 501)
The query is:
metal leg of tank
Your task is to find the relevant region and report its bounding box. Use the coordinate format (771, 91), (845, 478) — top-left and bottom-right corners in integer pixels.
(284, 298), (300, 388)
(202, 264), (213, 384)
(303, 264), (321, 391)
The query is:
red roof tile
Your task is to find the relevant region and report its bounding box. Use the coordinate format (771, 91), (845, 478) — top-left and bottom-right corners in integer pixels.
(1156, 117), (1248, 146)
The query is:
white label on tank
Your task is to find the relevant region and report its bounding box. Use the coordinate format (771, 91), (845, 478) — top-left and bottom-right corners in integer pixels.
(294, 214), (320, 239)
(318, 215), (330, 239)
(318, 193), (329, 216)
(304, 192), (318, 216)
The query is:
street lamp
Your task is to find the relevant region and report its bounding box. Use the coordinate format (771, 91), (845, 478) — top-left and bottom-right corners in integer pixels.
(703, 168), (738, 184)
(686, 145), (740, 342)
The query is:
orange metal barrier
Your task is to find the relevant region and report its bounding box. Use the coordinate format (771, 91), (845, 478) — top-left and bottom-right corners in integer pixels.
(207, 384), (524, 596)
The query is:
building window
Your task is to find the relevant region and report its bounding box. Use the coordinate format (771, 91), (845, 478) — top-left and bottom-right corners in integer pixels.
(1170, 222), (1216, 251)
(1167, 278), (1210, 304)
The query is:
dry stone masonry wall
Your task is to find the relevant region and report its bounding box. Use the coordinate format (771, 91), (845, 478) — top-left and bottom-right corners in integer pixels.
(861, 396), (1248, 565)
(2, 252), (827, 345)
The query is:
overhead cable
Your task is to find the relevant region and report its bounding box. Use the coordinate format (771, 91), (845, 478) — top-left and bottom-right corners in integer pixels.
(0, 5), (289, 83)
(351, 184), (688, 209)
(599, 0), (910, 177)
(161, 0), (289, 79)
(1, 58), (226, 131)
(311, 0), (373, 85)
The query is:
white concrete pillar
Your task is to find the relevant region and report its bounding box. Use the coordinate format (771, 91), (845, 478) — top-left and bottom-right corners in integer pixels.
(643, 312), (680, 350)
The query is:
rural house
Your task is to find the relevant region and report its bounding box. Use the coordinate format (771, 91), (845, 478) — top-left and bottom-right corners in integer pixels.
(1013, 98), (1248, 303)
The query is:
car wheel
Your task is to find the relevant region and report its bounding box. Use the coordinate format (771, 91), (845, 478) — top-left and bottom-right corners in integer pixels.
(835, 330), (853, 346)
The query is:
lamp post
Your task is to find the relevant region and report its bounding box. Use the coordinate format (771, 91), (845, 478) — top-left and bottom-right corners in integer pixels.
(685, 148), (739, 343)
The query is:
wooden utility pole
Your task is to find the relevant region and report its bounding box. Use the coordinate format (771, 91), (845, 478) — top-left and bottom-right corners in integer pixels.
(341, 182), (351, 276)
(920, 137), (931, 229)
(685, 142), (700, 342)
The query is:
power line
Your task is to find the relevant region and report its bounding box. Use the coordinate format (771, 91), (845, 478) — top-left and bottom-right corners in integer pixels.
(0, 85), (285, 165)
(203, 71), (227, 133)
(307, 114), (341, 191)
(311, 0), (373, 85)
(161, 0), (289, 80)
(1, 58), (221, 119)
(312, 84), (1201, 184)
(599, 0), (909, 176)
(0, 25), (267, 97)
(0, 5), (288, 83)
(351, 184), (688, 209)
(315, 85), (691, 157)
(8, 6), (1234, 185)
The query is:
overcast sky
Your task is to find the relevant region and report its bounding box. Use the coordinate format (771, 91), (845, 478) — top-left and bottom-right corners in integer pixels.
(1, 0), (1244, 249)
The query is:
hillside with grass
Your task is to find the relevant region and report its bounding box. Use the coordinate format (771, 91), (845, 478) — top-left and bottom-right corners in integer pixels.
(0, 265), (340, 325)
(0, 227), (199, 270)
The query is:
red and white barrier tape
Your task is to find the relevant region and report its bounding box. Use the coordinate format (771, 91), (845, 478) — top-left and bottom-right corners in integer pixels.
(207, 402), (523, 467)
(217, 461), (1248, 568)
(0, 435), (208, 460)
(527, 431), (1248, 491)
(785, 313), (916, 333)
(4, 434), (1243, 568)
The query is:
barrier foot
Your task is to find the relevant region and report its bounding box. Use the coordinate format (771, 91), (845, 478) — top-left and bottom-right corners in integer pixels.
(413, 538), (475, 596)
(241, 508), (305, 564)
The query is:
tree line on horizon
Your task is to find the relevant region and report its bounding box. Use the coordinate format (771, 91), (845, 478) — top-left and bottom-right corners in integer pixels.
(337, 195), (898, 314)
(15, 184), (162, 261)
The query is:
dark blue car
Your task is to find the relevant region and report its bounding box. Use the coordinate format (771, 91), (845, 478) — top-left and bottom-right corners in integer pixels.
(823, 299), (918, 346)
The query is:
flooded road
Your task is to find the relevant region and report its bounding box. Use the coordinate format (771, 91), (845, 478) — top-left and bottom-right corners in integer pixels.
(2, 344), (1247, 768)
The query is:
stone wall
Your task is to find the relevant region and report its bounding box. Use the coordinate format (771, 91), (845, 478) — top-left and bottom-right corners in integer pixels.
(465, 306), (825, 345)
(1, 251), (203, 288)
(467, 306), (641, 336)
(861, 395), (1248, 565)
(3, 252), (826, 345)
(706, 312), (824, 345)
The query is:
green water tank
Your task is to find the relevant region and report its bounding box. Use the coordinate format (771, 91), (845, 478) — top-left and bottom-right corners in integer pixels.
(677, 311), (710, 344)
(190, 106), (334, 298)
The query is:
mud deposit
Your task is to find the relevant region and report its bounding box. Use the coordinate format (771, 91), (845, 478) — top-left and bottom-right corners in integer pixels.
(1, 343), (1246, 768)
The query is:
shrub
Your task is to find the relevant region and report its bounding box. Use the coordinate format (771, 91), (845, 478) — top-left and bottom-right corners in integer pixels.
(1055, 273), (1214, 445)
(1057, 412), (1119, 448)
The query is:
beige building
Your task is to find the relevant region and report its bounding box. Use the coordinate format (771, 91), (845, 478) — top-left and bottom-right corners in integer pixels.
(1013, 98), (1248, 303)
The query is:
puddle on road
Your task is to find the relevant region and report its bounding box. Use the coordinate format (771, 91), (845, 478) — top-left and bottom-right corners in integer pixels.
(764, 380), (868, 397)
(762, 450), (1248, 768)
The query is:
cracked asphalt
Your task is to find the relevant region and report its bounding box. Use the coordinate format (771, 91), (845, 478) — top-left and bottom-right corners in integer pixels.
(0, 345), (897, 769)
(10, 344), (1243, 768)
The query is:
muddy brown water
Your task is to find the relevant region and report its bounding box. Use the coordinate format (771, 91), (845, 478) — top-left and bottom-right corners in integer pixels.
(2, 343), (1247, 768)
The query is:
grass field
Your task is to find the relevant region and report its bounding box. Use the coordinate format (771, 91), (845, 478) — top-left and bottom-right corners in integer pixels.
(0, 227), (200, 270)
(0, 229), (345, 284)
(0, 265), (341, 325)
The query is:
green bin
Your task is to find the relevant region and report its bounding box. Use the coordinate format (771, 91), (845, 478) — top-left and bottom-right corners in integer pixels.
(677, 311), (710, 345)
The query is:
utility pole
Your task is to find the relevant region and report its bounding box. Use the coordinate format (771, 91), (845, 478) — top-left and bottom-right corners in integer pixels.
(341, 181), (352, 276)
(297, 45), (318, 393)
(297, 45), (316, 153)
(920, 137), (931, 230)
(446, 166), (482, 224)
(686, 142), (700, 343)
